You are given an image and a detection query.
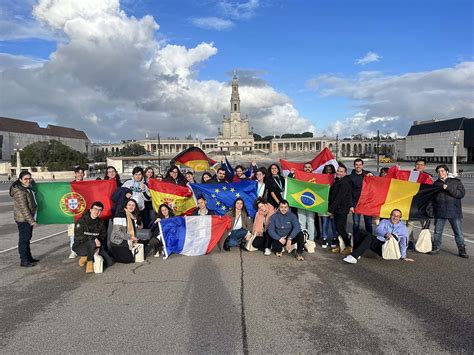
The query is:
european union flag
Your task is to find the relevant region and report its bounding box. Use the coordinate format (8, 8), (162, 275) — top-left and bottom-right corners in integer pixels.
(190, 180), (258, 217)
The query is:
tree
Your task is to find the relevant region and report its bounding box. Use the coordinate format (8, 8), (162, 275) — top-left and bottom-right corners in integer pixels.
(11, 140), (89, 171)
(92, 150), (107, 162)
(120, 143), (146, 156)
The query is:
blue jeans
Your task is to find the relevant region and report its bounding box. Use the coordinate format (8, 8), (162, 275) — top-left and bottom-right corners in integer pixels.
(228, 228), (249, 247)
(353, 214), (373, 245)
(433, 218), (465, 249)
(321, 216), (337, 241)
(17, 222), (33, 263)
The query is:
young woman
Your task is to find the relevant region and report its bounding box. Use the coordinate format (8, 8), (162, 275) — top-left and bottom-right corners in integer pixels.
(149, 204), (175, 257)
(266, 164), (285, 208)
(10, 171), (38, 267)
(163, 165), (187, 186)
(155, 173), (163, 181)
(320, 164), (337, 248)
(110, 199), (143, 263)
(143, 166), (156, 229)
(104, 166), (122, 187)
(254, 167), (268, 200)
(223, 198), (253, 251)
(251, 197), (275, 254)
(201, 172), (213, 184)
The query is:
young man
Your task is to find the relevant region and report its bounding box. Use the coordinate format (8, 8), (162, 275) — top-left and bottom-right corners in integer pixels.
(295, 163), (317, 242)
(429, 165), (468, 258)
(349, 159), (373, 246)
(121, 166), (151, 213)
(68, 166), (85, 259)
(328, 164), (353, 255)
(73, 201), (113, 273)
(211, 167), (229, 183)
(267, 200), (305, 261)
(343, 209), (414, 264)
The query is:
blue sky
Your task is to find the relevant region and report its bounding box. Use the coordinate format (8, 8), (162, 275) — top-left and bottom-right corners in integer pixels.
(0, 0), (472, 141)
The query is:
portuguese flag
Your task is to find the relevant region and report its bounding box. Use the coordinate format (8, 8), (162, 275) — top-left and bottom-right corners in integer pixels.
(148, 178), (197, 216)
(33, 180), (116, 224)
(284, 178), (329, 214)
(171, 147), (217, 172)
(355, 176), (440, 220)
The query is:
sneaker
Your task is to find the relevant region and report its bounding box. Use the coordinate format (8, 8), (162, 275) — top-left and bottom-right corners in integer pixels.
(331, 246), (341, 253)
(343, 255), (357, 264)
(154, 251), (161, 258)
(322, 240), (328, 249)
(429, 247), (440, 255)
(264, 248), (271, 256)
(458, 246), (469, 259)
(296, 254), (304, 261)
(68, 251), (77, 259)
(342, 247), (353, 256)
(276, 252), (283, 257)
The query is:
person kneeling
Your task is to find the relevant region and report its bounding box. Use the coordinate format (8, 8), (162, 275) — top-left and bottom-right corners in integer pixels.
(222, 198), (253, 251)
(73, 201), (114, 273)
(110, 199), (144, 263)
(267, 200), (305, 261)
(343, 209), (414, 264)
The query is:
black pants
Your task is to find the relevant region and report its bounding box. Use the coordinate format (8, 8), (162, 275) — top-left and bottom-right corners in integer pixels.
(314, 212), (321, 239)
(251, 232), (271, 251)
(351, 231), (384, 259)
(110, 240), (135, 263)
(143, 237), (162, 257)
(334, 212), (351, 247)
(73, 240), (114, 267)
(271, 231), (305, 254)
(17, 222), (33, 263)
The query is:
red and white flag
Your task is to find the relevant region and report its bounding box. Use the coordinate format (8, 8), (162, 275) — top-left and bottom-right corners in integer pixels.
(280, 147), (338, 176)
(386, 166), (433, 185)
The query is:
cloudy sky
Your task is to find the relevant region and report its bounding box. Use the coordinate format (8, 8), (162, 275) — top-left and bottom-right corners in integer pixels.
(0, 0), (472, 142)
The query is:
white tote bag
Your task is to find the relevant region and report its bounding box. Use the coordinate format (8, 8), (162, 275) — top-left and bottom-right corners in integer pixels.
(93, 254), (104, 274)
(415, 220), (432, 254)
(382, 236), (401, 260)
(244, 233), (258, 252)
(132, 243), (145, 263)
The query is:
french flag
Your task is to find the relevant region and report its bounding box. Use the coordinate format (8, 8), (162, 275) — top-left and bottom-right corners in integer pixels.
(159, 215), (231, 258)
(387, 166), (433, 185)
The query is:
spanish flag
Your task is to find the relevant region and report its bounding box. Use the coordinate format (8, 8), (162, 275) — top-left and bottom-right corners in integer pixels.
(355, 176), (440, 220)
(148, 179), (196, 216)
(171, 147), (217, 172)
(293, 170), (334, 185)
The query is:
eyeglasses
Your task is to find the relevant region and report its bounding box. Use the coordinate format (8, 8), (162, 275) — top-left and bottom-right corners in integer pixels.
(391, 214), (401, 218)
(91, 207), (103, 212)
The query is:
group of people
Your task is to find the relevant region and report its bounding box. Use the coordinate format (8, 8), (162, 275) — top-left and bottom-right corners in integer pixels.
(10, 157), (468, 271)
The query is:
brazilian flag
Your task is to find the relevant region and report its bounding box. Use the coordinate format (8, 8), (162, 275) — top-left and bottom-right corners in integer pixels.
(284, 178), (329, 213)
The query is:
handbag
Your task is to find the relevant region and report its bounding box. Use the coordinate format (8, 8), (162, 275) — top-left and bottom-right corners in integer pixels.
(93, 253), (104, 273)
(382, 235), (401, 260)
(244, 233), (258, 252)
(132, 243), (145, 262)
(415, 220), (432, 253)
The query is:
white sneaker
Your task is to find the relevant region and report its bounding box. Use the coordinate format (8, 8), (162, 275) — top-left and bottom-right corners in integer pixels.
(264, 248), (271, 256)
(154, 251), (161, 258)
(343, 255), (357, 264)
(68, 251), (77, 259)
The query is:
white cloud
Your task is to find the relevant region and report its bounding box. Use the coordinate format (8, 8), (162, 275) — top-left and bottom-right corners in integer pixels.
(310, 61), (474, 136)
(356, 51), (382, 65)
(191, 17), (234, 30)
(217, 0), (260, 20)
(0, 0), (313, 142)
(0, 53), (46, 71)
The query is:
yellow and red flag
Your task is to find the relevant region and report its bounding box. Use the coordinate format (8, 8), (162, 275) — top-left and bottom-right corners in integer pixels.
(355, 176), (440, 220)
(148, 179), (196, 216)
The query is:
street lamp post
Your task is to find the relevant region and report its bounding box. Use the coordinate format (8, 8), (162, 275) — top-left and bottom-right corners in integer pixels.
(13, 143), (22, 178)
(451, 135), (459, 176)
(335, 135), (339, 161)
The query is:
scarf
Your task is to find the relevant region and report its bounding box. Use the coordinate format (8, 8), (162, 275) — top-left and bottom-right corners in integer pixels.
(124, 209), (136, 240)
(252, 203), (275, 237)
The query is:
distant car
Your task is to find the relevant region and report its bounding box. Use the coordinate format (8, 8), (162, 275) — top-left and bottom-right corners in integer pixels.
(379, 157), (393, 163)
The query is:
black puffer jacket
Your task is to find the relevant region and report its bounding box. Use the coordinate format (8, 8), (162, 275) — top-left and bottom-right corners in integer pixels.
(73, 211), (107, 245)
(433, 178), (465, 219)
(329, 175), (352, 214)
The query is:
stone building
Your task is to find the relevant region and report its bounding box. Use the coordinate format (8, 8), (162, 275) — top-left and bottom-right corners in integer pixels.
(0, 116), (90, 161)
